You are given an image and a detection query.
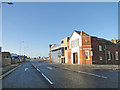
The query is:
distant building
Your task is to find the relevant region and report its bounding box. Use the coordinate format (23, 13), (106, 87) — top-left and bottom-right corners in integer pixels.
(111, 39), (120, 44)
(11, 53), (19, 64)
(50, 44), (61, 63)
(2, 52), (11, 66)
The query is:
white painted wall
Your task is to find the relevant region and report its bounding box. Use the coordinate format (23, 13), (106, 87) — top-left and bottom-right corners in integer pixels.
(69, 32), (82, 64)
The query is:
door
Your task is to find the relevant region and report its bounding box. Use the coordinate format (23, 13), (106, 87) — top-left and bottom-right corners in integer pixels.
(73, 53), (78, 64)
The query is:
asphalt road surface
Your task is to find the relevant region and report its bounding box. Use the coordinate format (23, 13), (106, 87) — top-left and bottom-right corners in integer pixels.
(32, 61), (119, 88)
(2, 62), (52, 88)
(2, 61), (119, 88)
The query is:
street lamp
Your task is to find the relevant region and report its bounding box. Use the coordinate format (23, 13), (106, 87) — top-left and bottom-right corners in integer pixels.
(7, 2), (13, 4)
(2, 2), (13, 4)
(2, 2), (13, 5)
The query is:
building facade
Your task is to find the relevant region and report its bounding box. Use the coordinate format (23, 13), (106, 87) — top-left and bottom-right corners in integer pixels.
(67, 31), (120, 64)
(50, 44), (61, 63)
(61, 37), (69, 63)
(49, 31), (120, 64)
(2, 52), (11, 66)
(91, 37), (120, 64)
(67, 31), (92, 64)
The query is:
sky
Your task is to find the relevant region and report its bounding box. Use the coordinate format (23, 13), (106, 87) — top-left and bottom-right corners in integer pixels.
(2, 2), (118, 57)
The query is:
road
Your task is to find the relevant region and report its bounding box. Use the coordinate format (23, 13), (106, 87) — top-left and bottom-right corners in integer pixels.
(2, 61), (119, 88)
(2, 62), (52, 88)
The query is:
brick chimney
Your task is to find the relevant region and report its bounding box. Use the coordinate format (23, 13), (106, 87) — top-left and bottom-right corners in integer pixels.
(114, 38), (117, 44)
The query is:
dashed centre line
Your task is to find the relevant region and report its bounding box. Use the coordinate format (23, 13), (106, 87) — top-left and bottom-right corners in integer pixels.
(32, 63), (53, 85)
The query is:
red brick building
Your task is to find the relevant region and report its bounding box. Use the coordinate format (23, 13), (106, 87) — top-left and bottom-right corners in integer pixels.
(67, 31), (120, 64)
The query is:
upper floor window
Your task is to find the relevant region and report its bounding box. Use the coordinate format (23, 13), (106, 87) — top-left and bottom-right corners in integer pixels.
(108, 51), (111, 60)
(65, 47), (67, 50)
(99, 45), (102, 51)
(99, 56), (103, 60)
(61, 47), (64, 56)
(61, 41), (64, 43)
(115, 51), (119, 60)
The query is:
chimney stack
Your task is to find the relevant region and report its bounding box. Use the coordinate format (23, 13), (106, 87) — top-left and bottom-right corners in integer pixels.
(114, 38), (117, 44)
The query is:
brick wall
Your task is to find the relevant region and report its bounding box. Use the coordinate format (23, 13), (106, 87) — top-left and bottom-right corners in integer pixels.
(91, 37), (120, 64)
(2, 58), (11, 67)
(80, 34), (92, 64)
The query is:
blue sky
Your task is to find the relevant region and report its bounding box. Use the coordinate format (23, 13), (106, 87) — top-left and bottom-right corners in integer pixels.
(2, 2), (118, 57)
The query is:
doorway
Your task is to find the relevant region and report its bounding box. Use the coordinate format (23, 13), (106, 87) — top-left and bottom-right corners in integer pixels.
(73, 52), (78, 64)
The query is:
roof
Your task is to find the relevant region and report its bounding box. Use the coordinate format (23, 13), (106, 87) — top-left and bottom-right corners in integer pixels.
(2, 52), (11, 54)
(51, 44), (61, 51)
(74, 31), (90, 36)
(97, 38), (117, 46)
(69, 31), (90, 40)
(116, 43), (120, 46)
(11, 53), (18, 56)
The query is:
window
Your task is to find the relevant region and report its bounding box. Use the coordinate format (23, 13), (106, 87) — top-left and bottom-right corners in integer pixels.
(115, 51), (119, 60)
(61, 47), (64, 56)
(58, 52), (61, 57)
(61, 41), (64, 43)
(108, 51), (111, 60)
(85, 51), (89, 60)
(71, 39), (79, 48)
(99, 45), (102, 51)
(65, 47), (67, 50)
(99, 56), (103, 60)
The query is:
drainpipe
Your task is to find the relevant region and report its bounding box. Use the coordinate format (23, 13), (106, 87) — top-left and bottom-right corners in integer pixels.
(104, 45), (107, 64)
(81, 31), (83, 64)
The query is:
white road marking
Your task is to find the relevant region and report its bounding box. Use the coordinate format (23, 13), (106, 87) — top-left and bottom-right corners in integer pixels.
(47, 67), (52, 70)
(37, 68), (40, 72)
(41, 73), (53, 85)
(25, 68), (28, 71)
(32, 63), (53, 85)
(77, 70), (107, 78)
(64, 68), (107, 79)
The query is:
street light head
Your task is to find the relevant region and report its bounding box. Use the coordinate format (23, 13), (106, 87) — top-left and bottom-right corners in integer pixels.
(7, 2), (13, 4)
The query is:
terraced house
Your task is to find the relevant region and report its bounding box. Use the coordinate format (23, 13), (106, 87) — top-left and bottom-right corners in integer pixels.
(49, 31), (120, 64)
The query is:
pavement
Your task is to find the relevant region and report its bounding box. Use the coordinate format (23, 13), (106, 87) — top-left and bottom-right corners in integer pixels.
(45, 60), (119, 70)
(2, 61), (119, 88)
(2, 63), (21, 75)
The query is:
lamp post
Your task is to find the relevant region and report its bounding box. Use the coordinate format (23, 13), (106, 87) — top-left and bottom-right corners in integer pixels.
(2, 2), (13, 4)
(0, 2), (13, 50)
